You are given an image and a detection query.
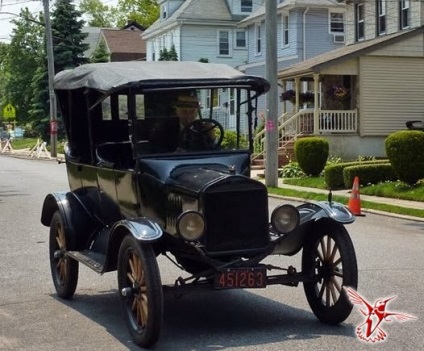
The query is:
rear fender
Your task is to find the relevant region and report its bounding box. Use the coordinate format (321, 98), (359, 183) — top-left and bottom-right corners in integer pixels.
(271, 201), (354, 256)
(40, 192), (99, 250)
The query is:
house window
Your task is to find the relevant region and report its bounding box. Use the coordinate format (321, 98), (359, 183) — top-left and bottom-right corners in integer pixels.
(355, 3), (365, 41)
(218, 30), (231, 56)
(235, 30), (246, 48)
(376, 0), (386, 35)
(241, 0), (252, 13)
(399, 0), (410, 29)
(282, 14), (289, 46)
(330, 12), (344, 33)
(161, 4), (167, 19)
(255, 23), (262, 54)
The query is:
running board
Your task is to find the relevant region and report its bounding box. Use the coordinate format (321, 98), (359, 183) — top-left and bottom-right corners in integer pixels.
(67, 250), (106, 274)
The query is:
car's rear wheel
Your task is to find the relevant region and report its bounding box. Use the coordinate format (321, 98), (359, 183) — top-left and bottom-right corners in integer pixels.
(49, 211), (79, 299)
(302, 220), (358, 324)
(117, 235), (163, 348)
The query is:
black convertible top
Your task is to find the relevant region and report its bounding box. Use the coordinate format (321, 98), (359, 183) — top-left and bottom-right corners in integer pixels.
(54, 61), (270, 94)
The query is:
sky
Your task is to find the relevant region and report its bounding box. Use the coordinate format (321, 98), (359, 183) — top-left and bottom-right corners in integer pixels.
(0, 0), (46, 42)
(0, 0), (118, 43)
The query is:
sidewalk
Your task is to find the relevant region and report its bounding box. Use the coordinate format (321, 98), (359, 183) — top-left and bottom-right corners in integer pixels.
(251, 170), (424, 215)
(4, 148), (424, 217)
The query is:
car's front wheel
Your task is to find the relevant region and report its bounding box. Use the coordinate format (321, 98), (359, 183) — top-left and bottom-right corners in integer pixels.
(302, 220), (358, 325)
(117, 235), (163, 348)
(49, 211), (79, 299)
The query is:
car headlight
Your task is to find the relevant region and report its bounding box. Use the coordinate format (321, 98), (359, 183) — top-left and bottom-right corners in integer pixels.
(177, 211), (205, 241)
(271, 204), (300, 234)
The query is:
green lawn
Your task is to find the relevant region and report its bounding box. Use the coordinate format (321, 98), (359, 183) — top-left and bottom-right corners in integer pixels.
(275, 176), (424, 218)
(282, 176), (424, 202)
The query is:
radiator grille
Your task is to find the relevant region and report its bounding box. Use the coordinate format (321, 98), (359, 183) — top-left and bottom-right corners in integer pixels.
(203, 187), (269, 254)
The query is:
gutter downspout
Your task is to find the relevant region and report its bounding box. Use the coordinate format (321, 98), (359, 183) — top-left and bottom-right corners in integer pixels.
(303, 7), (309, 61)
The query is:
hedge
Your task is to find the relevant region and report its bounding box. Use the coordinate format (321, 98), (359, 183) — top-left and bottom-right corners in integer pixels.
(342, 163), (398, 189)
(324, 160), (389, 189)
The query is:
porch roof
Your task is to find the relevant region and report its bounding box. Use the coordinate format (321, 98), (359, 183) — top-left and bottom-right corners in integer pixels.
(278, 26), (424, 80)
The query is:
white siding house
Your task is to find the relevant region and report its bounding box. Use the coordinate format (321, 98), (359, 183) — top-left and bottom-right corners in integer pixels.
(142, 0), (261, 63)
(275, 0), (424, 159)
(142, 0), (262, 133)
(237, 0), (347, 116)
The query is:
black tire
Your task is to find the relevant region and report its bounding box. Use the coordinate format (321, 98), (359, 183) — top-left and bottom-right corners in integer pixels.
(117, 235), (163, 348)
(302, 220), (358, 325)
(49, 211), (79, 299)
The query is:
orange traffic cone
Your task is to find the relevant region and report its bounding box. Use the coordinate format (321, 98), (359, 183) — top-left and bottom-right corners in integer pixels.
(348, 176), (365, 216)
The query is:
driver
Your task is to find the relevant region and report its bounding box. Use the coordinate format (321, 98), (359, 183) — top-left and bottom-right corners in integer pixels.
(175, 93), (199, 128)
(175, 93), (218, 151)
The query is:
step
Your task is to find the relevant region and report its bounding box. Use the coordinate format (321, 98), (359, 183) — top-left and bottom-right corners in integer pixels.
(67, 250), (106, 273)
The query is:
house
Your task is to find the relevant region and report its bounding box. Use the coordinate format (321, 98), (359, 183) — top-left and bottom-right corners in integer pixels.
(274, 0), (424, 160)
(142, 0), (260, 63)
(82, 27), (103, 59)
(142, 0), (262, 131)
(83, 22), (147, 62)
(238, 0), (347, 114)
(100, 22), (147, 62)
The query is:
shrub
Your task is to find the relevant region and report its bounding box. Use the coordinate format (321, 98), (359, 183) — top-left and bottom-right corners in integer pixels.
(278, 161), (304, 178)
(221, 130), (248, 150)
(385, 131), (424, 185)
(324, 159), (389, 189)
(294, 137), (329, 176)
(343, 163), (398, 189)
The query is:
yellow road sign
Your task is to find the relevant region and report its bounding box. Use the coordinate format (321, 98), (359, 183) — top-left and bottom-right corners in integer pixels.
(3, 104), (16, 119)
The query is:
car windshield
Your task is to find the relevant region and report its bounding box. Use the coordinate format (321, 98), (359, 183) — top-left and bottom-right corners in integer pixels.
(76, 86), (257, 160)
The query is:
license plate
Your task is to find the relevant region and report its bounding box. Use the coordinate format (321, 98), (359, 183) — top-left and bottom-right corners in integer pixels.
(214, 267), (267, 289)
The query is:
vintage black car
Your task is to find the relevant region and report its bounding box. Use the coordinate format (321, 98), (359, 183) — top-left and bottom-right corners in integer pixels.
(41, 61), (358, 348)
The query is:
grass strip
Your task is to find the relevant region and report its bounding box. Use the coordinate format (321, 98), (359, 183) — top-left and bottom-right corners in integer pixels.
(268, 187), (424, 219)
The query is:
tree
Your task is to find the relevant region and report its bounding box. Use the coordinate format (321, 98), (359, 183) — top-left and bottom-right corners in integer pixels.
(159, 45), (178, 61)
(2, 8), (44, 125)
(28, 55), (50, 138)
(115, 0), (159, 28)
(79, 0), (116, 27)
(79, 0), (159, 29)
(90, 40), (110, 63)
(51, 0), (89, 73)
(168, 44), (178, 61)
(0, 42), (11, 112)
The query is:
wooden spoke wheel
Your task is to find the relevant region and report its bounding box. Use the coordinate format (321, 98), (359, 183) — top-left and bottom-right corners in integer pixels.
(49, 211), (78, 299)
(302, 220), (358, 325)
(118, 235), (163, 348)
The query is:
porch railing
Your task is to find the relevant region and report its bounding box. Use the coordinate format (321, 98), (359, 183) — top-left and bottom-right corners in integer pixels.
(252, 109), (357, 163)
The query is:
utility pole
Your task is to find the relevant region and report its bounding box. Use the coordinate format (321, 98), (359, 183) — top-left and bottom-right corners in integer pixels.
(43, 0), (57, 157)
(265, 0), (278, 187)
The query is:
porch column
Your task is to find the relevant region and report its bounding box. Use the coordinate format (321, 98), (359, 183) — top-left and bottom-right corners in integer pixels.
(313, 74), (320, 134)
(295, 77), (300, 112)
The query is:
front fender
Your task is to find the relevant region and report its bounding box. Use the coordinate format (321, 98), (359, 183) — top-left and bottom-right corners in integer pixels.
(111, 218), (163, 242)
(271, 201), (354, 256)
(104, 218), (163, 272)
(298, 201), (355, 225)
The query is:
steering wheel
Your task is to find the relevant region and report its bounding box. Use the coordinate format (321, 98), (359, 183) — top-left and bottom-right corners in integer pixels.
(181, 119), (224, 151)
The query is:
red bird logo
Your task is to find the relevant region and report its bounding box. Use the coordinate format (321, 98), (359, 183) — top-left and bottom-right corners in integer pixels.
(345, 287), (417, 342)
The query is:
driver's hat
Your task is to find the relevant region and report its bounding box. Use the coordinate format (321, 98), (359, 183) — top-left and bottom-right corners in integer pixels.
(176, 92), (199, 108)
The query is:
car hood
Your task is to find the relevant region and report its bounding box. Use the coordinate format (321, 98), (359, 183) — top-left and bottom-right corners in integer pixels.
(138, 153), (250, 193)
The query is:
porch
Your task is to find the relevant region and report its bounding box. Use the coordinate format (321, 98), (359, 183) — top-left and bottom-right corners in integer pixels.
(252, 108), (358, 168)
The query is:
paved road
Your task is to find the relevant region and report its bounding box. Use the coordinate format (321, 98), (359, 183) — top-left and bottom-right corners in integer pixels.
(0, 155), (423, 350)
